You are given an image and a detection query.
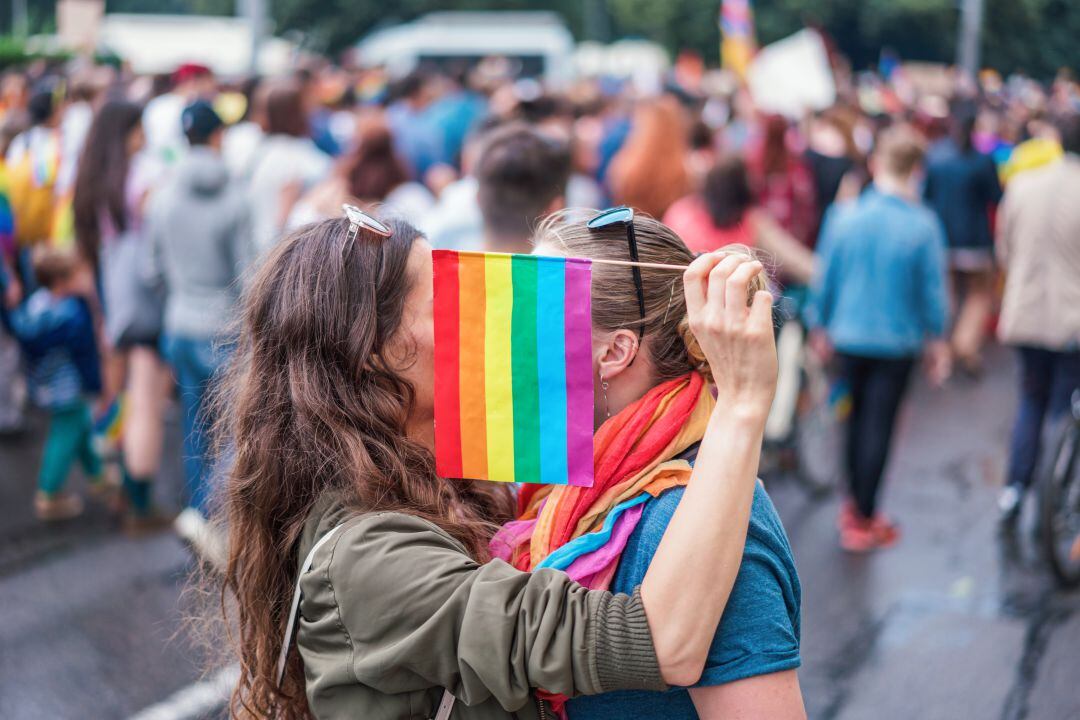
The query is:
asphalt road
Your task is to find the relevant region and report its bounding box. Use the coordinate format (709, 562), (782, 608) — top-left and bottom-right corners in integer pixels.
(0, 345), (1077, 720)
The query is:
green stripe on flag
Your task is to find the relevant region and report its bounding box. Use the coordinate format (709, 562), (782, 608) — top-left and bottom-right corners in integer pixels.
(511, 256), (541, 483)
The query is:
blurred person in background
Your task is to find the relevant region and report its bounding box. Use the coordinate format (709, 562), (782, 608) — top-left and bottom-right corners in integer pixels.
(607, 96), (690, 218)
(142, 63), (215, 166)
(0, 71), (30, 120)
(289, 111), (434, 227)
(746, 114), (817, 249)
(386, 70), (442, 181)
(664, 155), (814, 285)
(994, 113), (1080, 522)
(923, 109), (1003, 377)
(474, 122), (572, 253)
(999, 112), (1064, 184)
(295, 65), (343, 158)
(803, 107), (867, 240)
(145, 100), (252, 561)
(811, 124), (951, 552)
(221, 77), (264, 179)
(419, 115), (502, 251)
(5, 247), (103, 521)
(246, 79), (331, 254)
(74, 100), (172, 534)
(425, 65), (488, 169)
(56, 73), (100, 195)
(6, 83), (65, 286)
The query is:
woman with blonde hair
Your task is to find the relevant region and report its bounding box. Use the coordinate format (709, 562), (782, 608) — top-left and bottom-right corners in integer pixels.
(606, 97), (691, 218)
(493, 208), (806, 719)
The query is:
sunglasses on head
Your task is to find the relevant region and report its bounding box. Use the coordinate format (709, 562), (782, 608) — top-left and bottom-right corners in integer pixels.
(342, 204), (392, 257)
(586, 206), (646, 341)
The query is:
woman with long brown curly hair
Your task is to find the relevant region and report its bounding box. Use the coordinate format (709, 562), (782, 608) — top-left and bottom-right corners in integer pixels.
(215, 207), (777, 719)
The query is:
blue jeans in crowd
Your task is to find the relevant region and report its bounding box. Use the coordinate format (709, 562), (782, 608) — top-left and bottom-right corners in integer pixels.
(1006, 346), (1080, 491)
(162, 335), (231, 516)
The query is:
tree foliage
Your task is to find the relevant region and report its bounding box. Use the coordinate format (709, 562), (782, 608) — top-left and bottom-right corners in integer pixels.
(4, 0), (1077, 78)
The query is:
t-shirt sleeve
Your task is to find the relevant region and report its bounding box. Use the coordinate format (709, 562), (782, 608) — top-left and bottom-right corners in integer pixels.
(695, 497), (802, 686)
(613, 485), (802, 689)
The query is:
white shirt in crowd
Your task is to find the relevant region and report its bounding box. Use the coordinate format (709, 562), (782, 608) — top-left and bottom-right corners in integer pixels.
(247, 134), (332, 254)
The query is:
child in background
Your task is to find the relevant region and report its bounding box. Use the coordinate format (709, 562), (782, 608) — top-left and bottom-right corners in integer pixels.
(7, 247), (104, 520)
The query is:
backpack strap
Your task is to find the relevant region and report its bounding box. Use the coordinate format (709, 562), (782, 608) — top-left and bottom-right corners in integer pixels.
(276, 522), (457, 719)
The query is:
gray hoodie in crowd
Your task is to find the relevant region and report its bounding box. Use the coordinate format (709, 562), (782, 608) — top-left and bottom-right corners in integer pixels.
(146, 146), (253, 339)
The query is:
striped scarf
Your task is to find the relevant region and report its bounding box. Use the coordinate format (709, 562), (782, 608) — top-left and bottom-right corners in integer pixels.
(490, 372), (713, 714)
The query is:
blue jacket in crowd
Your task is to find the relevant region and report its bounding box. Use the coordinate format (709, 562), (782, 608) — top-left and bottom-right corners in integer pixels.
(7, 287), (100, 409)
(923, 139), (1002, 250)
(811, 188), (949, 358)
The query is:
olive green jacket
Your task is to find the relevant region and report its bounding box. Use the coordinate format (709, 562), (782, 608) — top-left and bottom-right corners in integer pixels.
(295, 495), (667, 719)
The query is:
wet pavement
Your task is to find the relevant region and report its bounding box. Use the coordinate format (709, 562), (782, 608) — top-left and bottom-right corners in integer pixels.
(1, 345), (1078, 719)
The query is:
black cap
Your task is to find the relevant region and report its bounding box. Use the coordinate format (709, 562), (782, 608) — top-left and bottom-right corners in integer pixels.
(181, 100), (223, 145)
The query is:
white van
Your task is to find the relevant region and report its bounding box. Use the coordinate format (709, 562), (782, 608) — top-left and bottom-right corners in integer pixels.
(356, 11), (575, 86)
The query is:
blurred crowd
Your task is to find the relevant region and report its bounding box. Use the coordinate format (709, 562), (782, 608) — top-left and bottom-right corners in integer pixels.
(1, 45), (1079, 556)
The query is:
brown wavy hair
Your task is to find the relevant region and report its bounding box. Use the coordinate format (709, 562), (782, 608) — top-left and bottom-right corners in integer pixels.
(213, 216), (514, 719)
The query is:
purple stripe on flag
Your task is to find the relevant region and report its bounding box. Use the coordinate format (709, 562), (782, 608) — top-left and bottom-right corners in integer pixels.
(563, 258), (594, 488)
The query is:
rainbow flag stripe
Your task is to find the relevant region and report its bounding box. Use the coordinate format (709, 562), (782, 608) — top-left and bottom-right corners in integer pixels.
(433, 250), (594, 486)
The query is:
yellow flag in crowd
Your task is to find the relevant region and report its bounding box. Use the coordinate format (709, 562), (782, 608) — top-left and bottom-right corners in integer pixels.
(720, 0), (757, 79)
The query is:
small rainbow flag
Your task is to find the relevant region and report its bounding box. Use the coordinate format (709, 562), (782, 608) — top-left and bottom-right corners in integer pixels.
(433, 250), (594, 487)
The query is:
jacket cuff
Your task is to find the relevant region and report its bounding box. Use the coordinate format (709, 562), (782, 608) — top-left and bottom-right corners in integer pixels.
(590, 586), (667, 693)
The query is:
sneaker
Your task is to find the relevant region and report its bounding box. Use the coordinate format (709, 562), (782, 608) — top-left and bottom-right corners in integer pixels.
(837, 500), (859, 532)
(35, 491), (84, 521)
(175, 507), (228, 571)
(867, 514), (901, 547)
(840, 514), (900, 552)
(840, 522), (878, 552)
(998, 484), (1023, 522)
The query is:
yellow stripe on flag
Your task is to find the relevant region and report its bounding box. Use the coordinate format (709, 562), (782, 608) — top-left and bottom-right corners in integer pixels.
(484, 254), (516, 482)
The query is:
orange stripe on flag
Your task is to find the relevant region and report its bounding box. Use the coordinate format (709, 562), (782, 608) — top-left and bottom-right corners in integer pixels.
(458, 254), (488, 478)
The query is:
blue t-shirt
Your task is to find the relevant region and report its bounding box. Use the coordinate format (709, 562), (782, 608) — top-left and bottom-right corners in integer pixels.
(566, 482), (801, 719)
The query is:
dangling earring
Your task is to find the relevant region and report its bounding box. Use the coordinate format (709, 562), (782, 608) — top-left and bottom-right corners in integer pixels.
(600, 371), (611, 418)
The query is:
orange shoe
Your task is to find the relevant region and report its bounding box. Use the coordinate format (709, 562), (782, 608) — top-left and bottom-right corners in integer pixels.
(868, 514), (901, 547)
(837, 500), (859, 532)
(840, 514), (900, 552)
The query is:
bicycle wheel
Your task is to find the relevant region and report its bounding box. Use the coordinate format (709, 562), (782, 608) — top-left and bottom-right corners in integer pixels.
(794, 351), (845, 496)
(1038, 419), (1080, 588)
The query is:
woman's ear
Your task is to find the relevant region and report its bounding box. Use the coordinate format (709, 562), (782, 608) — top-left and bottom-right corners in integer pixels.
(595, 329), (640, 381)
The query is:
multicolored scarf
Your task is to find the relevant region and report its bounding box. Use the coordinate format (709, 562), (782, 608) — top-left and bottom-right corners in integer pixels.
(490, 372), (714, 713)
(491, 371), (714, 579)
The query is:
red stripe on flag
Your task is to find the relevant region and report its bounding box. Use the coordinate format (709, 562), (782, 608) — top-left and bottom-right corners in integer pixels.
(432, 250), (463, 478)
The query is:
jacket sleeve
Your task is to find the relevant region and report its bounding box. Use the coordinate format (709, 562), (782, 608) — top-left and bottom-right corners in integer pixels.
(305, 512), (665, 711)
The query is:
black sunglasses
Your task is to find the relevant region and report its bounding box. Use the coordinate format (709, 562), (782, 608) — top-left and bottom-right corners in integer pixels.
(587, 206), (646, 340)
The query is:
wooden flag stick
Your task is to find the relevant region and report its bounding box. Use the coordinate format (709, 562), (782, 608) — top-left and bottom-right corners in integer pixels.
(589, 257), (689, 272)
